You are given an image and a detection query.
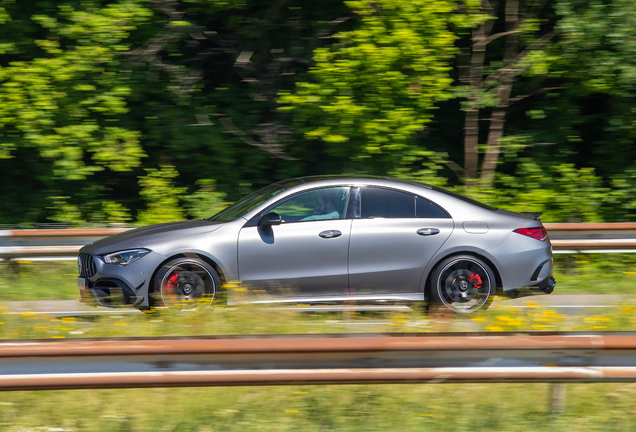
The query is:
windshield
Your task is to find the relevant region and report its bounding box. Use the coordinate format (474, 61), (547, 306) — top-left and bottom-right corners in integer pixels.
(206, 179), (305, 223)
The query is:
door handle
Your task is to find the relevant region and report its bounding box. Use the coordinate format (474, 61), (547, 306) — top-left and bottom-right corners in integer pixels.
(417, 228), (440, 236)
(319, 230), (342, 239)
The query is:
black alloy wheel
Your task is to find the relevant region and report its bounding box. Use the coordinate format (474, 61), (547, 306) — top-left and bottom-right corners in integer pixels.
(430, 255), (495, 313)
(153, 257), (219, 314)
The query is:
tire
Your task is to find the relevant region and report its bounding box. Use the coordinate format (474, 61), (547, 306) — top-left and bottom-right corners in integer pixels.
(429, 255), (495, 313)
(152, 257), (220, 315)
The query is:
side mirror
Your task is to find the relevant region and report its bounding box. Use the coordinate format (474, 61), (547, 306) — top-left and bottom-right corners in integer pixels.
(259, 211), (282, 226)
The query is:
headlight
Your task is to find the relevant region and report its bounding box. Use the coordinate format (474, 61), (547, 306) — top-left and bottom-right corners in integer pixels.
(102, 249), (151, 266)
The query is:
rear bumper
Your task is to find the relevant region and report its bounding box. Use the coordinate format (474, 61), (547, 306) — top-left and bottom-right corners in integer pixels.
(486, 232), (553, 290)
(502, 275), (556, 299)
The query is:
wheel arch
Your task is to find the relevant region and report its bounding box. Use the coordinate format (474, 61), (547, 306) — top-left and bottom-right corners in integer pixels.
(148, 252), (227, 294)
(423, 251), (503, 301)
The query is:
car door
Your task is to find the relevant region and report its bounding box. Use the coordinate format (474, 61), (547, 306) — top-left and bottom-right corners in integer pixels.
(348, 186), (454, 295)
(237, 187), (352, 299)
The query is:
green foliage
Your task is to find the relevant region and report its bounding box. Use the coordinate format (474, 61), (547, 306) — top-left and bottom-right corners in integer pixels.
(0, 1), (151, 180)
(389, 148), (451, 187)
(137, 165), (187, 225)
(99, 201), (133, 224)
(557, 0), (636, 93)
(462, 160), (608, 223)
(545, 0), (636, 187)
(2, 0), (636, 225)
(47, 196), (85, 225)
(183, 179), (229, 219)
(279, 0), (486, 172)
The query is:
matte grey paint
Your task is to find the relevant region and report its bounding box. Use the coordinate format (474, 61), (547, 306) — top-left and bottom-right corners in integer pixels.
(79, 176), (553, 309)
(238, 219), (352, 297)
(348, 218), (453, 295)
(463, 221), (489, 234)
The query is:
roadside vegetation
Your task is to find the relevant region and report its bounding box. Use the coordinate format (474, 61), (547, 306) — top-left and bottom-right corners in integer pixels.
(2, 382), (636, 431)
(2, 254), (636, 340)
(1, 259), (636, 430)
(2, 0), (636, 227)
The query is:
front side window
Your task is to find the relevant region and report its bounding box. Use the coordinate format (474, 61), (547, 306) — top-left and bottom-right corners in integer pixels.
(207, 178), (304, 223)
(267, 187), (350, 223)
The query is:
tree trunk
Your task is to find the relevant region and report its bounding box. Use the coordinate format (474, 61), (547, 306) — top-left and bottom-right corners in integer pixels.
(480, 84), (512, 186)
(480, 0), (519, 186)
(462, 0), (496, 185)
(464, 108), (480, 183)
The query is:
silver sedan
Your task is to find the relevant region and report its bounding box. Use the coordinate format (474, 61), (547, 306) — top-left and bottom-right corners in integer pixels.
(77, 176), (555, 314)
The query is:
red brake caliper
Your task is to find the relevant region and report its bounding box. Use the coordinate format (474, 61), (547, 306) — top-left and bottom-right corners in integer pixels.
(166, 272), (179, 296)
(469, 273), (482, 289)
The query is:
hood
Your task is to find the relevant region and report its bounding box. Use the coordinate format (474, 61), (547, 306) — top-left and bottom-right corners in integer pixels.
(80, 220), (223, 255)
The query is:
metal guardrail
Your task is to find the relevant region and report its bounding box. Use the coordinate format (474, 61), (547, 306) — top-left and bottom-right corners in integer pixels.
(2, 223), (636, 260)
(0, 228), (130, 260)
(2, 332), (636, 390)
(546, 223), (636, 253)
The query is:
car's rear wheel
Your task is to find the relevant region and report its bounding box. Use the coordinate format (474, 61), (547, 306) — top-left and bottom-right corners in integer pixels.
(153, 257), (219, 315)
(429, 255), (495, 313)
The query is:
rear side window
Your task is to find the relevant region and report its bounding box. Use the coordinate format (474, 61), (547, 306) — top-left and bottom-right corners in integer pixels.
(416, 197), (450, 218)
(360, 187), (450, 219)
(361, 187), (415, 218)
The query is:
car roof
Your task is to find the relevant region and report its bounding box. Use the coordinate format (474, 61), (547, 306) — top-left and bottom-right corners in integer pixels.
(274, 175), (433, 190)
(269, 175), (499, 214)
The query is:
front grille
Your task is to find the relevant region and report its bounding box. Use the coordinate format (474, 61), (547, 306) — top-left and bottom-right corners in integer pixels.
(78, 253), (97, 278)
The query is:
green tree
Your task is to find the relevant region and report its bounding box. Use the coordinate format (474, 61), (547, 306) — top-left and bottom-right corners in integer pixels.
(0, 1), (151, 223)
(183, 179), (228, 219)
(457, 0), (557, 186)
(0, 2), (151, 176)
(279, 0), (486, 175)
(137, 165), (186, 225)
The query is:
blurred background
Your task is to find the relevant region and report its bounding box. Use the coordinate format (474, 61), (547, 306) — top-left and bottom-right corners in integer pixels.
(3, 1), (636, 430)
(2, 0), (635, 227)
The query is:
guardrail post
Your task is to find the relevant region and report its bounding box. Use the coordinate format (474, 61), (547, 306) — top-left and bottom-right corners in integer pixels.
(551, 383), (566, 415)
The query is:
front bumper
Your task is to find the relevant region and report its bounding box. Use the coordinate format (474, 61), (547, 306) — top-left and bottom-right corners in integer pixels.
(78, 250), (166, 308)
(78, 277), (141, 308)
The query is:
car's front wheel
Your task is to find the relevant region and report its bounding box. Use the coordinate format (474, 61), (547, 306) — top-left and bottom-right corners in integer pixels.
(152, 257), (219, 314)
(429, 255), (495, 313)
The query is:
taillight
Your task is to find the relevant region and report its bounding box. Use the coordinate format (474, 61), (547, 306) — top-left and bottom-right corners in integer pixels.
(513, 227), (547, 242)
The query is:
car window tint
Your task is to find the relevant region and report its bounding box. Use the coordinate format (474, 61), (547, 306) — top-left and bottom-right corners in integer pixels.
(361, 187), (415, 218)
(416, 196), (450, 218)
(268, 187), (350, 223)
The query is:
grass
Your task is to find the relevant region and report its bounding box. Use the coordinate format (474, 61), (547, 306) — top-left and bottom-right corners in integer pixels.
(552, 254), (636, 295)
(1, 383), (636, 431)
(0, 260), (79, 301)
(2, 257), (636, 430)
(0, 286), (635, 340)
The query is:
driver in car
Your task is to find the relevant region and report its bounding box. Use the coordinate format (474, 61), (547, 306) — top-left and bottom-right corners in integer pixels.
(302, 191), (340, 221)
